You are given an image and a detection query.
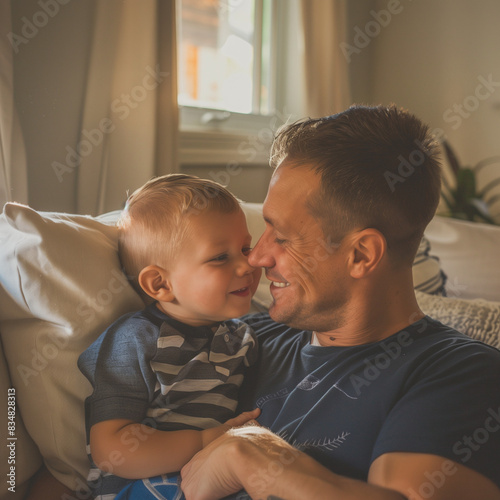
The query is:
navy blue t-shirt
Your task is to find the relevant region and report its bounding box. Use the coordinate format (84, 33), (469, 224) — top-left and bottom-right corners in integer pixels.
(237, 314), (500, 488)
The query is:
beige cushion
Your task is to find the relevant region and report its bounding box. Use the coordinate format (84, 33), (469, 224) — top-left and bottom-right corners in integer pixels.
(0, 203), (144, 492)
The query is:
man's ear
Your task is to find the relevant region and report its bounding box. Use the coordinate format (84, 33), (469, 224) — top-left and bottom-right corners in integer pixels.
(348, 229), (386, 279)
(138, 265), (175, 302)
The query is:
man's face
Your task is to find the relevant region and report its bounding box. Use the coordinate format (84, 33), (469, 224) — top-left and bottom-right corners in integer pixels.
(249, 162), (351, 332)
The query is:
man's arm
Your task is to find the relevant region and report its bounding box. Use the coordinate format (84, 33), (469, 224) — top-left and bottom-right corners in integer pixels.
(89, 409), (260, 479)
(180, 426), (500, 500)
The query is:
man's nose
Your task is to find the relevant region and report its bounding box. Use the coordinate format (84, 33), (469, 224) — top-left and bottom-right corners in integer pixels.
(249, 231), (274, 269)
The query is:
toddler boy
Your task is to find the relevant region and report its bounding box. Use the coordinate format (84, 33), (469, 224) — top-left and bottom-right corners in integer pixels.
(78, 174), (261, 499)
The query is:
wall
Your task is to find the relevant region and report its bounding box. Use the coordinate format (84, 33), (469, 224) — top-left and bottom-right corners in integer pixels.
(347, 0), (500, 216)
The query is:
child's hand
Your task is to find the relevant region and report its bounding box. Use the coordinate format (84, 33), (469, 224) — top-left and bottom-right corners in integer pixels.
(223, 408), (261, 429)
(201, 408), (261, 447)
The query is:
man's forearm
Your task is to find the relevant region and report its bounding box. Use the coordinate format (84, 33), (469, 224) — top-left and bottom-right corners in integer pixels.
(237, 439), (406, 500)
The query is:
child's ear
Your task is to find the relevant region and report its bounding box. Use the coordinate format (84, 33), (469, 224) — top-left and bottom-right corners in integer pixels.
(138, 265), (175, 302)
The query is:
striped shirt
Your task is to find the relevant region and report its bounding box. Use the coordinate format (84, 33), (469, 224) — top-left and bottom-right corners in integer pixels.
(78, 303), (257, 499)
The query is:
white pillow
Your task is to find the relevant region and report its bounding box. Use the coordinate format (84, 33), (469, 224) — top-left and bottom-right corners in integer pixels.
(425, 215), (500, 302)
(0, 203), (144, 492)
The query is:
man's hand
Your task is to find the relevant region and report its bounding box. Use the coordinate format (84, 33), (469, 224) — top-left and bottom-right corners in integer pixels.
(181, 424), (318, 500)
(180, 426), (410, 500)
(181, 425), (262, 500)
(200, 408), (261, 448)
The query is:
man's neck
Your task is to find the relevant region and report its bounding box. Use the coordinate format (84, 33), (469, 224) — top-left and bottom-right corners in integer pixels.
(312, 274), (424, 347)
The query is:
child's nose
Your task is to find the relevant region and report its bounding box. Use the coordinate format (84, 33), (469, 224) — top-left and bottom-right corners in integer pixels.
(236, 255), (254, 276)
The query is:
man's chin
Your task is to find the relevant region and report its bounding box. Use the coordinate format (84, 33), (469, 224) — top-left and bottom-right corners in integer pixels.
(268, 300), (295, 326)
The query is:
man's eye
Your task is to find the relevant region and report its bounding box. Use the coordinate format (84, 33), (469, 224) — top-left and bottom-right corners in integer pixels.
(274, 238), (287, 245)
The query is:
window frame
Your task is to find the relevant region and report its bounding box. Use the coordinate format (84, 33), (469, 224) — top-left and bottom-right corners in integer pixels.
(176, 0), (295, 167)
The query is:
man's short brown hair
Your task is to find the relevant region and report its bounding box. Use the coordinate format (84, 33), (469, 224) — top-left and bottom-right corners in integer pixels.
(270, 104), (442, 264)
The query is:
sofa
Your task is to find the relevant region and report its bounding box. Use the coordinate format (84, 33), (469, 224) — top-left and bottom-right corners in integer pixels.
(1, 201), (500, 500)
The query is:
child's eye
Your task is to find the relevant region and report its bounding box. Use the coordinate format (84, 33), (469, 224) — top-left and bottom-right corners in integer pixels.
(242, 247), (252, 256)
(210, 253), (228, 263)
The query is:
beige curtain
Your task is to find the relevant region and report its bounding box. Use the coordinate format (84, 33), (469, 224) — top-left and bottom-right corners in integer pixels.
(300, 0), (351, 117)
(76, 0), (178, 215)
(0, 1), (28, 207)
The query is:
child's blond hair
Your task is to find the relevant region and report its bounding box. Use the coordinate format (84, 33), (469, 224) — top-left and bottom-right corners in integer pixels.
(117, 174), (240, 293)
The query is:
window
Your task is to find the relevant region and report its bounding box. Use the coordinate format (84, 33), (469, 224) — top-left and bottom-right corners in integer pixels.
(175, 0), (305, 175)
(177, 0), (277, 132)
(178, 0), (273, 116)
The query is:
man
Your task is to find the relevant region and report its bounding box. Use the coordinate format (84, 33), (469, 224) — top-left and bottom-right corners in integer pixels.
(180, 105), (500, 499)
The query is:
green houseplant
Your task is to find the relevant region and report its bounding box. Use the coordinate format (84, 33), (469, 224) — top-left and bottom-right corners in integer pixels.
(440, 140), (500, 225)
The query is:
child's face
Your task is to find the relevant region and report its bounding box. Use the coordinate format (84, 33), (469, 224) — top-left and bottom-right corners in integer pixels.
(159, 208), (261, 326)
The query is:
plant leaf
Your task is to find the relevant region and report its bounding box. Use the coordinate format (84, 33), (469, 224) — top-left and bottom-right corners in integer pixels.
(485, 192), (500, 207)
(469, 201), (496, 224)
(442, 140), (461, 177)
(455, 168), (476, 201)
(474, 156), (500, 174)
(478, 177), (500, 198)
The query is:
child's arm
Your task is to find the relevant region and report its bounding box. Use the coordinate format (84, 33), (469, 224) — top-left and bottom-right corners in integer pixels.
(89, 408), (260, 479)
